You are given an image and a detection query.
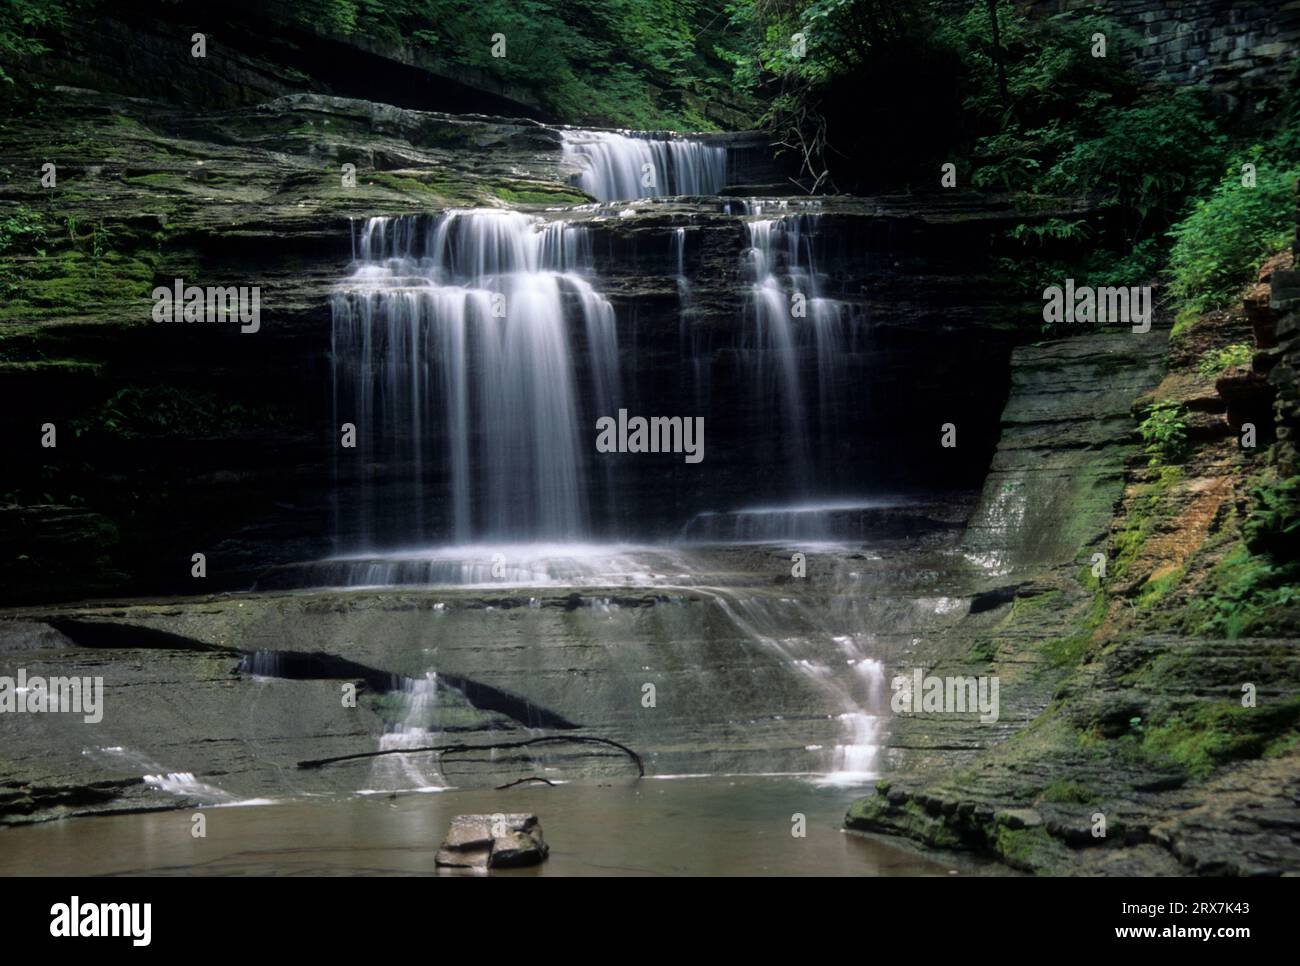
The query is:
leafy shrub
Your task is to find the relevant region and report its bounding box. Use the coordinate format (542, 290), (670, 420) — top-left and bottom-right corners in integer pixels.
(1196, 343), (1253, 376)
(1185, 544), (1300, 639)
(72, 386), (270, 439)
(1245, 472), (1300, 560)
(1138, 402), (1187, 466)
(1167, 156), (1299, 314)
(1040, 93), (1223, 243)
(0, 0), (84, 86)
(0, 205), (46, 255)
(938, 8), (1138, 133)
(933, 7), (1225, 314)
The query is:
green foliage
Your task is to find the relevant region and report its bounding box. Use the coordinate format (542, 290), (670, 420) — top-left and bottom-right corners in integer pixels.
(0, 205), (46, 254)
(1039, 93), (1223, 241)
(72, 386), (272, 439)
(0, 0), (85, 85)
(0, 205), (48, 301)
(282, 0), (359, 34)
(1185, 543), (1300, 639)
(1138, 402), (1188, 466)
(1244, 472), (1300, 560)
(935, 7), (1225, 311)
(1003, 236), (1163, 318)
(257, 0), (753, 128)
(941, 7), (1224, 221)
(940, 8), (1135, 129)
(1166, 154), (1299, 315)
(1196, 343), (1253, 376)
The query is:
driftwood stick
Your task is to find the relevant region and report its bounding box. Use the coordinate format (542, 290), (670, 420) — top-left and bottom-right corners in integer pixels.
(495, 776), (557, 790)
(297, 735), (645, 777)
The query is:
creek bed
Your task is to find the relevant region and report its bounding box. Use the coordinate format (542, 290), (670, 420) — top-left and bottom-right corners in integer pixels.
(0, 776), (967, 876)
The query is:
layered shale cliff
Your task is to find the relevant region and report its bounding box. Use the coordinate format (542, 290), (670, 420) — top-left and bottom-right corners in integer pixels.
(847, 207), (1300, 875)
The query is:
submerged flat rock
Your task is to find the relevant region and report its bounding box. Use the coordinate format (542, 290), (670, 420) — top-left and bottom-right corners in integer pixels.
(435, 813), (548, 869)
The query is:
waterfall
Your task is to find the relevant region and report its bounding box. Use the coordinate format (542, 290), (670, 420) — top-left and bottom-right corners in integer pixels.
(331, 209), (621, 549)
(84, 746), (238, 804)
(562, 130), (726, 201)
(705, 592), (886, 784)
(673, 226), (688, 296)
(366, 672), (445, 792)
(742, 212), (851, 495)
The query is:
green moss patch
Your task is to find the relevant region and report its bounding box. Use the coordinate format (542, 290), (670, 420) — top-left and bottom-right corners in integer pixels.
(1142, 698), (1300, 781)
(491, 184), (590, 205)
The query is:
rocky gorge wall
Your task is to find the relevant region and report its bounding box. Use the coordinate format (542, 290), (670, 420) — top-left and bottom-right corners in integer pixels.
(846, 186), (1300, 875)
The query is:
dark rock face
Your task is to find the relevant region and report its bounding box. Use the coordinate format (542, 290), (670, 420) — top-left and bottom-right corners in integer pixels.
(961, 326), (1169, 575)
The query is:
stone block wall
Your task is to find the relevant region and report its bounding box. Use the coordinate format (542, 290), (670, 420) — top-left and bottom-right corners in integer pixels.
(1024, 1), (1299, 116)
(1266, 181), (1300, 475)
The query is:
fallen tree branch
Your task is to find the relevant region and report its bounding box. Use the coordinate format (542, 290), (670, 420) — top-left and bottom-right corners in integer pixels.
(495, 776), (557, 790)
(297, 735), (645, 777)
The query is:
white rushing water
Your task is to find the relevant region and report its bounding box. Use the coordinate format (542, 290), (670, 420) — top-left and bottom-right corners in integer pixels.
(363, 672), (446, 793)
(85, 746), (244, 805)
(562, 129), (726, 201)
(704, 593), (886, 785)
(744, 212), (852, 494)
(323, 188), (890, 787)
(329, 199), (865, 553)
(681, 500), (902, 543)
(332, 210), (620, 549)
(312, 543), (710, 588)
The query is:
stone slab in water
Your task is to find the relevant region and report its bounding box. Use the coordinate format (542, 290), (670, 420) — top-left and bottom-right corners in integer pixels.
(435, 813), (549, 869)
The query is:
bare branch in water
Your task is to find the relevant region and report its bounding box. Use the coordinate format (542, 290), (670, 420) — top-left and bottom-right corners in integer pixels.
(297, 735), (645, 777)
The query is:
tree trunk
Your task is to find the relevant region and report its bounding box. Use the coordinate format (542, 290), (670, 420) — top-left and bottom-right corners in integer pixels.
(986, 0), (1010, 119)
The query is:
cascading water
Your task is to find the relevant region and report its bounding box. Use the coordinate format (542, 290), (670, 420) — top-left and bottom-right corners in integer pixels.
(85, 746), (239, 804)
(331, 209), (620, 550)
(321, 198), (874, 568)
(562, 129), (726, 201)
(704, 591), (888, 784)
(366, 672), (445, 793)
(322, 167), (887, 788)
(741, 210), (853, 499)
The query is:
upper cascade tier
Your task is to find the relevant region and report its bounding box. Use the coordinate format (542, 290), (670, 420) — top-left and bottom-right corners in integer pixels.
(561, 130), (727, 202)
